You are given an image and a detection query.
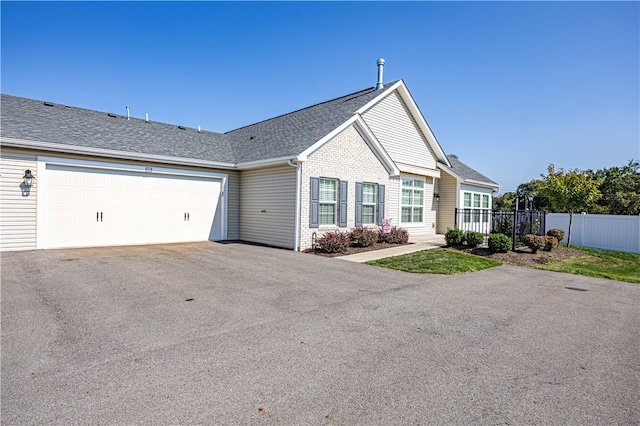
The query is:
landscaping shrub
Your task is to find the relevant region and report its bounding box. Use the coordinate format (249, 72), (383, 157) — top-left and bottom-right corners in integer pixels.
(547, 228), (565, 243)
(316, 231), (350, 253)
(350, 226), (379, 247)
(379, 226), (409, 244)
(544, 236), (558, 251)
(445, 228), (465, 246)
(523, 234), (546, 254)
(464, 231), (484, 247)
(488, 233), (511, 253)
(492, 216), (512, 235)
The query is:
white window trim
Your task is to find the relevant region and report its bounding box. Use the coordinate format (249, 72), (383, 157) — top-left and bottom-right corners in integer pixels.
(462, 190), (493, 224)
(362, 182), (377, 225)
(400, 176), (425, 226)
(319, 177), (338, 227)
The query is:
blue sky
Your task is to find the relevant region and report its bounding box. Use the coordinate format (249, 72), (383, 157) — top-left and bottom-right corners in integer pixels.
(2, 1), (638, 193)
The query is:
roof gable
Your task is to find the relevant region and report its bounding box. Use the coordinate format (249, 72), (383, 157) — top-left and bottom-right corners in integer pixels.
(226, 83), (398, 164)
(358, 80), (449, 169)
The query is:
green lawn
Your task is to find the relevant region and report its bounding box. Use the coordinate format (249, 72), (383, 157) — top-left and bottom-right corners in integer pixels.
(365, 248), (502, 275)
(537, 246), (640, 284)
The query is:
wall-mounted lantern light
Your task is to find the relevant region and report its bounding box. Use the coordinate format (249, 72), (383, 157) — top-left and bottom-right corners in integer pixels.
(23, 170), (35, 187)
(433, 193), (440, 202)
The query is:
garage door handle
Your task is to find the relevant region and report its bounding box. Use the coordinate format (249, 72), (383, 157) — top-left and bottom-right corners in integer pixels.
(97, 212), (103, 222)
(184, 212), (190, 221)
(100, 212), (103, 222)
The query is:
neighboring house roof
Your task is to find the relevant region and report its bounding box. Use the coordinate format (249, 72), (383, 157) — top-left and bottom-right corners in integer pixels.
(0, 94), (237, 168)
(439, 156), (500, 189)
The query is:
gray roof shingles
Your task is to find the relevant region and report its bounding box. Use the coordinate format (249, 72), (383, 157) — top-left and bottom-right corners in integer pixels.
(446, 156), (498, 186)
(1, 94), (237, 164)
(1, 81), (398, 165)
(226, 82), (398, 163)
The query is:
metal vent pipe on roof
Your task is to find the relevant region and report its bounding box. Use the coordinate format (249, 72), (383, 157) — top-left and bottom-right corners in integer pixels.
(375, 58), (385, 90)
(126, 105), (130, 120)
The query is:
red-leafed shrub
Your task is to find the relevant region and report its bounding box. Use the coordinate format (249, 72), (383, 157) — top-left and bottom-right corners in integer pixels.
(379, 226), (409, 244)
(523, 234), (546, 254)
(547, 228), (565, 243)
(544, 236), (559, 251)
(316, 231), (351, 253)
(350, 227), (380, 247)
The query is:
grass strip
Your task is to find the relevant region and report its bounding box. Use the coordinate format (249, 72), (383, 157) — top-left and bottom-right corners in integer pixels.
(365, 248), (502, 275)
(536, 246), (640, 284)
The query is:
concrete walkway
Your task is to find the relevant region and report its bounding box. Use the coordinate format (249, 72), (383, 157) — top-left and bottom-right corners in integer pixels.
(339, 234), (447, 262)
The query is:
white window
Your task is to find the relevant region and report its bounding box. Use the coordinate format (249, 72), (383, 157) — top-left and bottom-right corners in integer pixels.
(463, 192), (472, 223)
(473, 193), (481, 222)
(319, 178), (337, 225)
(362, 183), (377, 224)
(482, 194), (490, 223)
(401, 177), (424, 223)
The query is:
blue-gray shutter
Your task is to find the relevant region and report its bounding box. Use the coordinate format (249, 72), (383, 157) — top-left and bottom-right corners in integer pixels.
(310, 177), (319, 228)
(377, 184), (385, 225)
(355, 182), (363, 227)
(339, 180), (348, 227)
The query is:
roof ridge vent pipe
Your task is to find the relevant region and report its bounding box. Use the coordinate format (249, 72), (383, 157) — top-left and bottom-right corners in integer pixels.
(375, 58), (385, 90)
(126, 105), (130, 120)
(145, 113), (149, 122)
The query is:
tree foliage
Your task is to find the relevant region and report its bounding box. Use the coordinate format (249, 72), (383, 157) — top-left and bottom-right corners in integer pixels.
(589, 160), (640, 215)
(536, 164), (602, 247)
(492, 192), (516, 211)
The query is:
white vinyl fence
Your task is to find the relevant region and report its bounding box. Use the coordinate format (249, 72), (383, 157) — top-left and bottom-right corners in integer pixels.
(546, 213), (640, 254)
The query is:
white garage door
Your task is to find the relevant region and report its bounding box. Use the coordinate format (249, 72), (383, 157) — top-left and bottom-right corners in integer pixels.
(38, 159), (225, 249)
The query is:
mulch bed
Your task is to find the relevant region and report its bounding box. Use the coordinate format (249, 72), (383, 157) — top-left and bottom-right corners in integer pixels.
(449, 245), (585, 267)
(303, 242), (413, 258)
(304, 241), (585, 268)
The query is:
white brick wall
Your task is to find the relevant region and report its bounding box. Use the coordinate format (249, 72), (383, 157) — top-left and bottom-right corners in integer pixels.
(299, 125), (391, 250)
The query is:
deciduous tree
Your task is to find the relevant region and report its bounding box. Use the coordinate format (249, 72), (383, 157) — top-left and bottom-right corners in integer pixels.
(536, 164), (602, 247)
(589, 160), (640, 215)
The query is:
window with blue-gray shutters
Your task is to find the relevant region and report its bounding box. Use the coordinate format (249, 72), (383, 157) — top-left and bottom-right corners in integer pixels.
(355, 182), (385, 226)
(310, 177), (347, 228)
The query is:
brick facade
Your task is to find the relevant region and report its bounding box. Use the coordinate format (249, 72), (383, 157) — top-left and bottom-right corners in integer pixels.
(299, 125), (391, 250)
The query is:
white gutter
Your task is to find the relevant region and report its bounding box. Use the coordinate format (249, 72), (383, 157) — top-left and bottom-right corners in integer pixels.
(236, 155), (300, 170)
(0, 137), (237, 170)
(287, 159), (301, 252)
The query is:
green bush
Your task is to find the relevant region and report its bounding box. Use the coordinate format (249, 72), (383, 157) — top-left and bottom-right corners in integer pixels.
(547, 228), (565, 243)
(316, 231), (350, 253)
(350, 226), (379, 247)
(464, 231), (484, 247)
(445, 228), (465, 246)
(379, 226), (409, 244)
(523, 234), (546, 254)
(492, 216), (512, 235)
(488, 233), (511, 253)
(544, 236), (558, 251)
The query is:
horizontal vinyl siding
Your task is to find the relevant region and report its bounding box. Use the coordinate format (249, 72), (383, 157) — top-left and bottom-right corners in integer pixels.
(387, 177), (400, 227)
(240, 165), (296, 249)
(225, 170), (240, 240)
(362, 91), (437, 171)
(0, 150), (37, 251)
(437, 171), (457, 234)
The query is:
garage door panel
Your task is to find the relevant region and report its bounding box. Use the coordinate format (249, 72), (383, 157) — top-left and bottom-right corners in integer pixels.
(41, 163), (223, 249)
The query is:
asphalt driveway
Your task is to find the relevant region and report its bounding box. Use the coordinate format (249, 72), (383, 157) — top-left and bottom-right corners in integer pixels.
(2, 242), (639, 425)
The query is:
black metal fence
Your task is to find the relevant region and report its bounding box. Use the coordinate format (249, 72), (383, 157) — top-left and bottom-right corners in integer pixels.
(455, 208), (547, 247)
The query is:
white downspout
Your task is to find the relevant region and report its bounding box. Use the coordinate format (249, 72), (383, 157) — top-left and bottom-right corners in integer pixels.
(288, 159), (301, 251)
